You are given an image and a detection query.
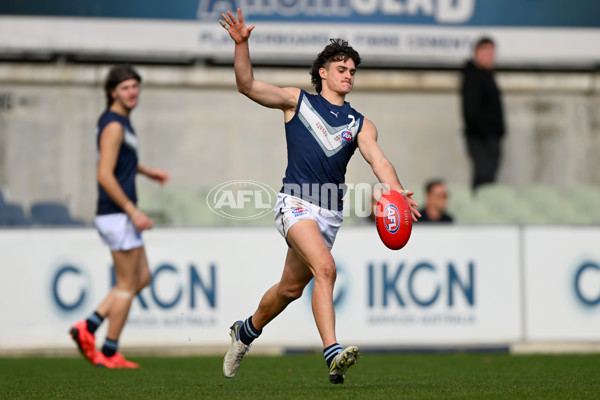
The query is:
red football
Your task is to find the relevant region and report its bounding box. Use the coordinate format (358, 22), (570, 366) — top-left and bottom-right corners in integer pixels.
(375, 190), (412, 250)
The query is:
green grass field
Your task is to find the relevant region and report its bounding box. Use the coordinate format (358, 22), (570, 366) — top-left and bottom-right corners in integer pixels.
(1, 353), (599, 399)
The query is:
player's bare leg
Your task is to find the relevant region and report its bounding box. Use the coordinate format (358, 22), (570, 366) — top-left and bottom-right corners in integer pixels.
(285, 220), (358, 383)
(251, 247), (314, 330)
(224, 220), (334, 378)
(93, 247), (150, 368)
(224, 220), (357, 382)
(96, 248), (150, 318)
(104, 247), (145, 338)
(284, 219), (338, 346)
(224, 240), (314, 378)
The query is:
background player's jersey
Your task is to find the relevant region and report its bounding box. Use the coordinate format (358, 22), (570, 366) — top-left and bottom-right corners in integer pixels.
(281, 90), (364, 211)
(95, 110), (138, 215)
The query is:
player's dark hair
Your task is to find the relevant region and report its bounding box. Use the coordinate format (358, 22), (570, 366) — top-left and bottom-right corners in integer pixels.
(104, 64), (142, 108)
(311, 38), (361, 93)
(425, 179), (446, 194)
(473, 36), (495, 51)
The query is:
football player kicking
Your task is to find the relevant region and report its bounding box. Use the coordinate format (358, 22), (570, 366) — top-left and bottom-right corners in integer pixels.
(219, 9), (420, 384)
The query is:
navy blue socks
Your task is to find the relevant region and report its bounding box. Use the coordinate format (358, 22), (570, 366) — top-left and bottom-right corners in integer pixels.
(239, 316), (262, 346)
(102, 338), (118, 357)
(86, 311), (104, 335)
(323, 343), (343, 368)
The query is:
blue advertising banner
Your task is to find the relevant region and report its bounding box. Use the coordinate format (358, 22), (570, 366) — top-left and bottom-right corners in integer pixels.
(1, 1), (599, 67)
(2, 0), (600, 27)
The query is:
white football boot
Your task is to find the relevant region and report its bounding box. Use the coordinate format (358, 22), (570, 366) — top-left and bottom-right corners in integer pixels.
(328, 345), (360, 384)
(223, 321), (251, 378)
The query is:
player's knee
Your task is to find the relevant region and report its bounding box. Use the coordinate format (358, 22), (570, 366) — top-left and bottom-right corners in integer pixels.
(277, 283), (304, 303)
(314, 259), (337, 285)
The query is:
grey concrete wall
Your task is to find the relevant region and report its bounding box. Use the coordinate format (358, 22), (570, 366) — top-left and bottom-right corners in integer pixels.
(0, 63), (598, 223)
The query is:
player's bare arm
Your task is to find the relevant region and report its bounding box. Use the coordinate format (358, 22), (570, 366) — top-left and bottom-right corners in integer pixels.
(97, 122), (153, 231)
(138, 165), (169, 185)
(357, 118), (421, 221)
(220, 8), (299, 118)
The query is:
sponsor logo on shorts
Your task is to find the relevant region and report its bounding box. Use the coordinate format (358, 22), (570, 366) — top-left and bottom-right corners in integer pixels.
(292, 207), (309, 217)
(341, 130), (353, 147)
(384, 204), (400, 233)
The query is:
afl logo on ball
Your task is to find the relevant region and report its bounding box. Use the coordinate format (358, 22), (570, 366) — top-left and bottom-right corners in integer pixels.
(341, 131), (353, 147)
(384, 204), (400, 233)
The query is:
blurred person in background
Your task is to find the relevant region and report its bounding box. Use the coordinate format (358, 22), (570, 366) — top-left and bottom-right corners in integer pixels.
(418, 179), (453, 223)
(69, 65), (169, 368)
(218, 9), (420, 384)
(461, 37), (505, 190)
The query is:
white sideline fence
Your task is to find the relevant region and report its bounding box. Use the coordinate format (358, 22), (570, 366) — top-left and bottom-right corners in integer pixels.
(0, 226), (598, 355)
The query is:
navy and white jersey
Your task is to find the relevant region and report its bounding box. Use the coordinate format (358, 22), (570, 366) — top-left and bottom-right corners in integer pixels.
(95, 110), (138, 215)
(281, 90), (364, 211)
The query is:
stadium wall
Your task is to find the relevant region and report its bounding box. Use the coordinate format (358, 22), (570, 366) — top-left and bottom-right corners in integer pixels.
(0, 64), (599, 224)
(0, 226), (598, 354)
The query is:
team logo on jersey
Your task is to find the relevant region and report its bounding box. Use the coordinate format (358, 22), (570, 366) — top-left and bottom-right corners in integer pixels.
(384, 204), (400, 233)
(341, 130), (353, 147)
(292, 207), (309, 217)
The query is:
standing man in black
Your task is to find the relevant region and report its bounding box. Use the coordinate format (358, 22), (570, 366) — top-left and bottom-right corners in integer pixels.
(461, 37), (505, 190)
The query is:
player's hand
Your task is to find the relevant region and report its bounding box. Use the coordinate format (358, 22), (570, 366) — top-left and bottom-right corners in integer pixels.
(131, 210), (153, 232)
(144, 167), (170, 185)
(401, 190), (421, 222)
(219, 8), (255, 44)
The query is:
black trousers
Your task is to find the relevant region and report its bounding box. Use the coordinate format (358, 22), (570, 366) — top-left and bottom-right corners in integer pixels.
(466, 136), (501, 190)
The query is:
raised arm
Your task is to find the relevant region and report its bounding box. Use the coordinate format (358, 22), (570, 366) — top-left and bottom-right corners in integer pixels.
(357, 118), (421, 221)
(220, 9), (298, 112)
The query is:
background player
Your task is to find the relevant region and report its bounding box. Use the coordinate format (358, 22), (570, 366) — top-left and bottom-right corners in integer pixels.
(69, 65), (169, 368)
(219, 9), (420, 384)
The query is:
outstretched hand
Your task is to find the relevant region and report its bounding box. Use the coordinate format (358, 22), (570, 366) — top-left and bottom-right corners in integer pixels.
(219, 8), (255, 44)
(143, 167), (170, 185)
(401, 190), (421, 222)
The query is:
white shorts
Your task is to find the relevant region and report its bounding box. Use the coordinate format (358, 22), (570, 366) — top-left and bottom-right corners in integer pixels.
(94, 213), (143, 251)
(274, 193), (343, 250)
